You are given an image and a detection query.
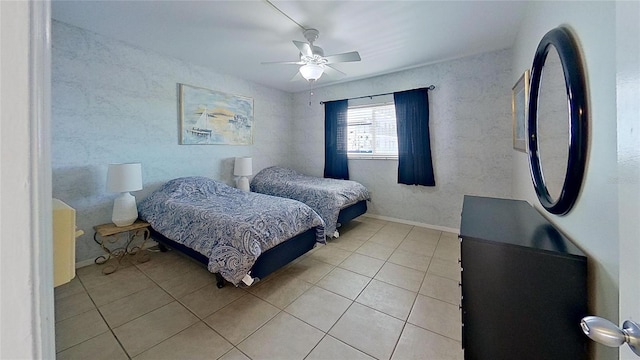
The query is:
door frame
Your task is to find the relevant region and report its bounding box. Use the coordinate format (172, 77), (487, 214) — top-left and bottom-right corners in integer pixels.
(1, 0), (55, 357)
(616, 1), (640, 359)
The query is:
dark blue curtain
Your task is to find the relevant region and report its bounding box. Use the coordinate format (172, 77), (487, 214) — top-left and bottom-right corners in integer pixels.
(324, 99), (349, 180)
(394, 88), (435, 186)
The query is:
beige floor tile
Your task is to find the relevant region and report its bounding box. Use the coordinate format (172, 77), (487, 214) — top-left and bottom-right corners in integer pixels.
(85, 273), (156, 307)
(388, 249), (432, 272)
(180, 283), (246, 319)
(355, 241), (395, 260)
(285, 286), (352, 332)
(204, 294), (279, 345)
(375, 262), (425, 292)
(434, 236), (461, 262)
(339, 253), (385, 277)
(306, 335), (375, 360)
(340, 227), (378, 241)
(56, 331), (128, 360)
(338, 217), (378, 230)
(377, 223), (412, 237)
(247, 273), (313, 309)
(304, 244), (321, 256)
(329, 235), (367, 252)
(157, 265), (216, 299)
(427, 257), (461, 281)
(132, 247), (184, 271)
(308, 245), (352, 266)
(408, 295), (461, 341)
(347, 218), (386, 232)
(397, 237), (438, 257)
(329, 303), (404, 360)
(134, 321), (233, 360)
(405, 227), (441, 242)
(219, 348), (251, 360)
(55, 309), (109, 352)
(392, 323), (463, 360)
(99, 286), (173, 328)
(55, 290), (95, 323)
(113, 301), (199, 357)
(420, 274), (461, 305)
(316, 267), (371, 300)
(367, 231), (405, 249)
(440, 231), (460, 241)
(136, 253), (203, 283)
(238, 312), (324, 359)
(281, 256), (335, 283)
(356, 279), (417, 320)
(54, 277), (85, 301)
(358, 216), (388, 227)
(54, 221), (466, 360)
(77, 264), (147, 291)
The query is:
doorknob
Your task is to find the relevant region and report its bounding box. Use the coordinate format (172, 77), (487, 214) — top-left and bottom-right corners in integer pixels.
(580, 316), (640, 356)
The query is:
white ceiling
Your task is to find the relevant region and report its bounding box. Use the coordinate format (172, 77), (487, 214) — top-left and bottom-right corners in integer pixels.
(52, 1), (529, 93)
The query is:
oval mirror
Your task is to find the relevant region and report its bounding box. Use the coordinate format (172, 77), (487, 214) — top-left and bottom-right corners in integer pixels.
(528, 27), (588, 215)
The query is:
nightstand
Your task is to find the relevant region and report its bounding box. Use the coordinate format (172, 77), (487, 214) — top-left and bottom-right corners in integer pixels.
(93, 220), (151, 274)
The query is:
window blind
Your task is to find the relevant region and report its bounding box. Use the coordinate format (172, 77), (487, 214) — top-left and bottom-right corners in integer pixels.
(347, 103), (398, 157)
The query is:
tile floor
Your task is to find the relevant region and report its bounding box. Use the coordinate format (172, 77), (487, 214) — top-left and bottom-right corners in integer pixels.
(54, 217), (464, 360)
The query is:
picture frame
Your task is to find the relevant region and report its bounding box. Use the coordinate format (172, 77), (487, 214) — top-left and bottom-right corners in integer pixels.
(512, 69), (530, 153)
(179, 83), (254, 145)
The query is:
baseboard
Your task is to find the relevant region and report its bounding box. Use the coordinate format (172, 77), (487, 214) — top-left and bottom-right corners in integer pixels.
(362, 213), (459, 234)
(75, 239), (158, 269)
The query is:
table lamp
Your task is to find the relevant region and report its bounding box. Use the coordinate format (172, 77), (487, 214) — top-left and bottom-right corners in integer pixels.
(234, 157), (252, 191)
(107, 163), (142, 227)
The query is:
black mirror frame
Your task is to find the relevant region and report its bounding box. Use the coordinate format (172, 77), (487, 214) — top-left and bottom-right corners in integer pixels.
(528, 27), (588, 215)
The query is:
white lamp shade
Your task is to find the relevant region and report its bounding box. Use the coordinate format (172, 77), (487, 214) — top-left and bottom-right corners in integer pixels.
(107, 163), (142, 193)
(234, 157), (252, 177)
(299, 64), (324, 81)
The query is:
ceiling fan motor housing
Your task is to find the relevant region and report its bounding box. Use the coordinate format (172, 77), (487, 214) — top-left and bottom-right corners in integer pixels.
(303, 28), (320, 44)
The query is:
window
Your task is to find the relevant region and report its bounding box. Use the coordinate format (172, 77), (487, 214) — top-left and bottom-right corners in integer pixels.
(347, 103), (398, 159)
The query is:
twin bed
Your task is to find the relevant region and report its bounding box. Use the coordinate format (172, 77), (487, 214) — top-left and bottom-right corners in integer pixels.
(251, 166), (370, 237)
(138, 168), (369, 287)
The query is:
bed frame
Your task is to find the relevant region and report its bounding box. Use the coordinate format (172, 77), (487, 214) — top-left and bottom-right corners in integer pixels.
(337, 200), (368, 229)
(149, 227), (318, 288)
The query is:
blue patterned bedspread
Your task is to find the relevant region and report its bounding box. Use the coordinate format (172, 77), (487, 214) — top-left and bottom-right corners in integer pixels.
(250, 167), (370, 236)
(138, 177), (325, 285)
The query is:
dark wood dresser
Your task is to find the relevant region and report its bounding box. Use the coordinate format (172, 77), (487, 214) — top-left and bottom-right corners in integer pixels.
(459, 195), (588, 360)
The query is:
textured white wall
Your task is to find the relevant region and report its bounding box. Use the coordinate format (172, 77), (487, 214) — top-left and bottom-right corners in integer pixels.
(510, 3), (618, 359)
(52, 20), (294, 263)
(290, 50), (514, 230)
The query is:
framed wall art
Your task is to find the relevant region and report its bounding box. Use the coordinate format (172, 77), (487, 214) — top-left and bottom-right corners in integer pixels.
(179, 83), (254, 145)
(512, 69), (530, 152)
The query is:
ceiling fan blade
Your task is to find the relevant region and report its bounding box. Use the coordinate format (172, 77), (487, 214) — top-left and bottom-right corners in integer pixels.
(261, 60), (305, 65)
(293, 40), (313, 57)
(324, 51), (361, 64)
(323, 65), (346, 79)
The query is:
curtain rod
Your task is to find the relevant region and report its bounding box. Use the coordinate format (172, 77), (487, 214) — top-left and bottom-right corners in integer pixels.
(319, 85), (435, 105)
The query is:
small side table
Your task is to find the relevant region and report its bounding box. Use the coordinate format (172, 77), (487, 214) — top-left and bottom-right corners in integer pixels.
(93, 220), (151, 274)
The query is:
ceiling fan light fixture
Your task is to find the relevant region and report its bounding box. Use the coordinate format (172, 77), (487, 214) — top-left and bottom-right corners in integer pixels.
(299, 63), (324, 81)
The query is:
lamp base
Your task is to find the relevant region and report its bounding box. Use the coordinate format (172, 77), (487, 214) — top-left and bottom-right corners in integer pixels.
(236, 176), (250, 192)
(112, 192), (138, 227)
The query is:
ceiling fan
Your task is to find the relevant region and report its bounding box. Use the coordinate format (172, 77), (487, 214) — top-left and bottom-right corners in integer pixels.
(262, 28), (361, 82)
